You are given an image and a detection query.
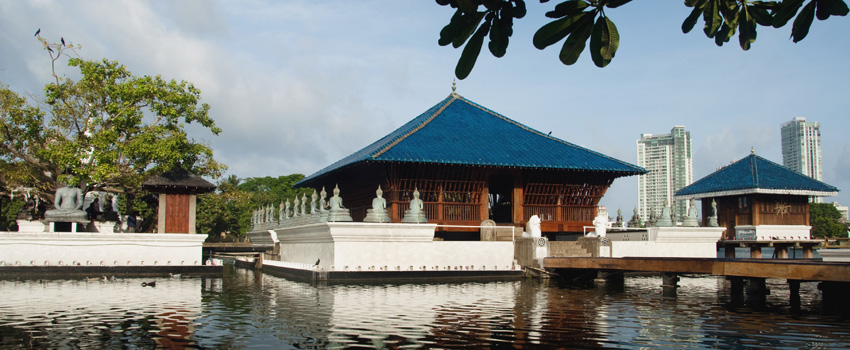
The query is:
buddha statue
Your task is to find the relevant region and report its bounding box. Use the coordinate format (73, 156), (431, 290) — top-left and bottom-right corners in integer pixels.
(655, 203), (674, 227)
(44, 186), (88, 222)
(681, 199), (699, 227)
(318, 186), (329, 222)
(364, 185), (391, 223)
(327, 185), (353, 222)
(402, 188), (427, 223)
(707, 199), (719, 227)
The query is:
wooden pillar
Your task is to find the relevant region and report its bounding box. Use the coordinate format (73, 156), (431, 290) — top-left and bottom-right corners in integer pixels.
(512, 175), (524, 224)
(746, 277), (769, 307)
(480, 174), (490, 221)
(750, 246), (762, 258)
(802, 244), (814, 258)
(725, 245), (736, 259)
(774, 244), (789, 259)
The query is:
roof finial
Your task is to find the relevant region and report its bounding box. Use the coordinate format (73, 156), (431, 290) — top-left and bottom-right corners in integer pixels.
(451, 79), (457, 94)
(751, 147), (755, 155)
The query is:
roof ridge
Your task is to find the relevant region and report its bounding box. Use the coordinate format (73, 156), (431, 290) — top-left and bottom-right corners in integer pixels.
(371, 94), (457, 159)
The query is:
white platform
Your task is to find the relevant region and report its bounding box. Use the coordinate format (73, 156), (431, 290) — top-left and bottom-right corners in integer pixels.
(0, 232), (206, 266)
(606, 227), (725, 258)
(271, 222), (516, 272)
(735, 225), (811, 241)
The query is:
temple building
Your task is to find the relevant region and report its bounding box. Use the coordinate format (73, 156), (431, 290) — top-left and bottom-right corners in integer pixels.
(295, 92), (645, 239)
(675, 152), (839, 240)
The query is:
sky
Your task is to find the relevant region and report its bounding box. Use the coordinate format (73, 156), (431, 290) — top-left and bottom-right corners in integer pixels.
(2, 0), (849, 214)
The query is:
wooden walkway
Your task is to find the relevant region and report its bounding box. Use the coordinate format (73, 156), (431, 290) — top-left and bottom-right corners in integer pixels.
(544, 257), (850, 282)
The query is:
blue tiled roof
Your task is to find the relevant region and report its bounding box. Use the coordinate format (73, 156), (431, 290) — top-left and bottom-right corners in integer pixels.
(675, 153), (839, 198)
(299, 94), (646, 185)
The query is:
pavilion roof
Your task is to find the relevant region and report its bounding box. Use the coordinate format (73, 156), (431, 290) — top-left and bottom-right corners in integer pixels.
(298, 93), (645, 186)
(675, 153), (838, 199)
(142, 168), (216, 193)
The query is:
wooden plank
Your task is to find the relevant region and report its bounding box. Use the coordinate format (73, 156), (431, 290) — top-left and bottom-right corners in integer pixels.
(544, 257), (850, 282)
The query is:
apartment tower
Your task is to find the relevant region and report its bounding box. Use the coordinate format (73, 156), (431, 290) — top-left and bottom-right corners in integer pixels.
(637, 126), (694, 222)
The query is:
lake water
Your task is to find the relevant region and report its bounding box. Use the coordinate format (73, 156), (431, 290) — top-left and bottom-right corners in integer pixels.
(2, 264), (849, 349)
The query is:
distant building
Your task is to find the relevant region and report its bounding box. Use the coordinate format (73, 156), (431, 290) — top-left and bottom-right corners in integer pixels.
(781, 117), (823, 201)
(637, 126), (693, 222)
(833, 202), (849, 223)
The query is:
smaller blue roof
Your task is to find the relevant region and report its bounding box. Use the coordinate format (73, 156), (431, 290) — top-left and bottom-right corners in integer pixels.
(298, 93), (645, 186)
(675, 153), (839, 199)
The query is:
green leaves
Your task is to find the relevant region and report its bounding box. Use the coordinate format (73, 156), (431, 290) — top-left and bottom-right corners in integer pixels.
(534, 1), (623, 68)
(683, 0), (849, 49)
(590, 16), (619, 67)
(437, 0), (849, 79)
(437, 0), (527, 79)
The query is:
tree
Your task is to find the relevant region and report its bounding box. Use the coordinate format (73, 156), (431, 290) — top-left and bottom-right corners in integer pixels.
(196, 176), (253, 241)
(436, 0), (849, 79)
(195, 174), (312, 240)
(0, 37), (225, 204)
(810, 203), (848, 238)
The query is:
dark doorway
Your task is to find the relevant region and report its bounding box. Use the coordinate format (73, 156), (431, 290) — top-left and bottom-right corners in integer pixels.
(489, 174), (513, 223)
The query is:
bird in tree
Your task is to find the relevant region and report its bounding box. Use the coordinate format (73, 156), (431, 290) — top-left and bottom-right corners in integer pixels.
(61, 37), (65, 46)
(46, 46), (53, 53)
(34, 28), (40, 37)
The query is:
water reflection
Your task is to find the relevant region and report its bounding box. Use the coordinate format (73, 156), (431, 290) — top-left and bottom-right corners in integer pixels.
(2, 266), (850, 349)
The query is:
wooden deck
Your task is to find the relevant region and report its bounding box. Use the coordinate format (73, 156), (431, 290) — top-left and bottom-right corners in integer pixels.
(544, 257), (850, 282)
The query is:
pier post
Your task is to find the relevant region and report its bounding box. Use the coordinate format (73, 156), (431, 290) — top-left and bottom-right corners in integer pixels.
(661, 273), (679, 297)
(728, 277), (745, 305)
(788, 280), (801, 310)
(746, 277), (769, 307)
(819, 281), (850, 314)
(594, 271), (624, 290)
(253, 253), (263, 270)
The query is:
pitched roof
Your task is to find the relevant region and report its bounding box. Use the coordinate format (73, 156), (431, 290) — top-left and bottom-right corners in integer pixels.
(142, 168), (216, 193)
(298, 93), (645, 185)
(675, 153), (838, 199)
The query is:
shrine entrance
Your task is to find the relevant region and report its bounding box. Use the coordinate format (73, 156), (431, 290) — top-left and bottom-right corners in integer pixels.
(489, 173), (513, 223)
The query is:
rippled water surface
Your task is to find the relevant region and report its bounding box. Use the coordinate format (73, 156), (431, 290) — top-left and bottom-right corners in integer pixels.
(2, 265), (850, 349)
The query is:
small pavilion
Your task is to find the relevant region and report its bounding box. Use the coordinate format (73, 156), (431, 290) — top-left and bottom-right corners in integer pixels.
(142, 168), (216, 234)
(675, 152), (839, 240)
(295, 92), (645, 238)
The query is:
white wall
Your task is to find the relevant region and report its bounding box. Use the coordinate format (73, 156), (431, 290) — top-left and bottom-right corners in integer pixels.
(608, 227), (724, 258)
(0, 232), (206, 266)
(271, 222), (516, 271)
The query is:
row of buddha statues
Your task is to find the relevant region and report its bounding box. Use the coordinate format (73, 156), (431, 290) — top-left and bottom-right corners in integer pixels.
(618, 198), (719, 228)
(250, 185), (427, 231)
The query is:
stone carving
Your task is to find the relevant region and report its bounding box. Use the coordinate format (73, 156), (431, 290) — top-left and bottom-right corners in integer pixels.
(364, 185), (390, 223)
(525, 214), (542, 238)
(292, 196), (300, 218)
(310, 190), (322, 223)
(615, 208), (624, 228)
(656, 203), (674, 227)
(647, 207), (657, 227)
(327, 184), (353, 222)
(707, 199), (719, 227)
(401, 188), (427, 223)
(279, 201), (286, 222)
(682, 199), (699, 227)
(44, 186), (88, 222)
(480, 219), (496, 241)
(591, 206), (608, 237)
(318, 187), (329, 222)
(300, 193), (308, 217)
(627, 207), (641, 228)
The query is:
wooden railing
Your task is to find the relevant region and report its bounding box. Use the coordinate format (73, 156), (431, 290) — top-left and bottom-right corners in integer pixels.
(523, 205), (594, 222)
(396, 202), (481, 222)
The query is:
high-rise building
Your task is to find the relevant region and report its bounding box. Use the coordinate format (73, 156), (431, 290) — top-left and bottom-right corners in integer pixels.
(781, 117), (823, 202)
(637, 126), (693, 223)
